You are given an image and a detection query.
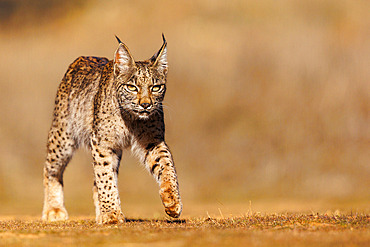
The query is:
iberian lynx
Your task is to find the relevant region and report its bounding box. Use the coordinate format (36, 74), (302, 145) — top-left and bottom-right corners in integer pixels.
(42, 35), (182, 224)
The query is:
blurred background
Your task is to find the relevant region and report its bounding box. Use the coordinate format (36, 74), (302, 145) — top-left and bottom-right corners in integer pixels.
(0, 0), (369, 218)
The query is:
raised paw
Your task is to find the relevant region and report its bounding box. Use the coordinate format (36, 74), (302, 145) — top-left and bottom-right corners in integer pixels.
(160, 187), (182, 218)
(42, 207), (68, 222)
(97, 211), (125, 224)
(164, 202), (182, 218)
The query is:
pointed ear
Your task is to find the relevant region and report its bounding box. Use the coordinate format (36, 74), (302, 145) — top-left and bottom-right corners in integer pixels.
(150, 34), (168, 75)
(114, 40), (135, 76)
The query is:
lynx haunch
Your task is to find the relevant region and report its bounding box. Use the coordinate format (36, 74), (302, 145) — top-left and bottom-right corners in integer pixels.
(42, 35), (182, 224)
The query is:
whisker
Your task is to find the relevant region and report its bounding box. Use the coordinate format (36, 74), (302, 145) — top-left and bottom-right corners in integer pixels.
(160, 103), (174, 116)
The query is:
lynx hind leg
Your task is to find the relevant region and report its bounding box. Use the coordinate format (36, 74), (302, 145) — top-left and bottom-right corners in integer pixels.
(42, 127), (75, 222)
(145, 142), (182, 218)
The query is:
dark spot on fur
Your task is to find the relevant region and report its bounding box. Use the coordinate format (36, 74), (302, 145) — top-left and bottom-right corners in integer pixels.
(146, 143), (156, 151)
(151, 163), (159, 174)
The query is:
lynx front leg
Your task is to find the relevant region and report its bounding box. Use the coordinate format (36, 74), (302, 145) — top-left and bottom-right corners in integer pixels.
(91, 140), (124, 224)
(42, 128), (75, 222)
(144, 142), (182, 218)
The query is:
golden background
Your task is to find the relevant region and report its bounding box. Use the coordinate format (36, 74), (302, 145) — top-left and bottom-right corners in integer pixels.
(0, 0), (368, 218)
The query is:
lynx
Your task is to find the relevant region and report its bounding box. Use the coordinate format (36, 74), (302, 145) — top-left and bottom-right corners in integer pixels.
(42, 35), (182, 224)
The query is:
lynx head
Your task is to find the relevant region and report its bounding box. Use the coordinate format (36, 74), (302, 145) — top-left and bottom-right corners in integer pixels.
(113, 35), (168, 120)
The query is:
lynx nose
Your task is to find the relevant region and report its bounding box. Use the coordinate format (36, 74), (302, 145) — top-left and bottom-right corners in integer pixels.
(140, 103), (151, 109)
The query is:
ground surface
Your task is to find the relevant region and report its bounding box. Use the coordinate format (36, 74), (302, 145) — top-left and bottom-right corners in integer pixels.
(0, 213), (368, 246)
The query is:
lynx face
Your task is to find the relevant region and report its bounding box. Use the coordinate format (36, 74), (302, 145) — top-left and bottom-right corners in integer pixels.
(114, 37), (168, 119)
(116, 65), (167, 119)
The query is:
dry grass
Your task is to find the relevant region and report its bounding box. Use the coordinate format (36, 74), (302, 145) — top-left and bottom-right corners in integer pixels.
(0, 213), (368, 246)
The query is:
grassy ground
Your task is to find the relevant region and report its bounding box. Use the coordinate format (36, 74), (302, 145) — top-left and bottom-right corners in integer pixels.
(0, 213), (368, 246)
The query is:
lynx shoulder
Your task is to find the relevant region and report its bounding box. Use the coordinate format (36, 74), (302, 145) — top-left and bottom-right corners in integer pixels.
(42, 35), (182, 224)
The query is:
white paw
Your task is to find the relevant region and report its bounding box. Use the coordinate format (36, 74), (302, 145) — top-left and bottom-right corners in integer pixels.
(42, 207), (68, 222)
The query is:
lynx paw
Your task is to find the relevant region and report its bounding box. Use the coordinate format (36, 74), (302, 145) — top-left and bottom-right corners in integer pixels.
(165, 202), (182, 218)
(160, 188), (182, 218)
(42, 207), (68, 222)
(97, 211), (125, 224)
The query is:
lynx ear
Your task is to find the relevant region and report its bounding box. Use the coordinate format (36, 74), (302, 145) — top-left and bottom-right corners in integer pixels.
(114, 37), (135, 76)
(150, 34), (168, 75)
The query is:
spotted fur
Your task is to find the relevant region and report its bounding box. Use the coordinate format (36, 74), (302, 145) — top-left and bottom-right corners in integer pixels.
(42, 35), (182, 224)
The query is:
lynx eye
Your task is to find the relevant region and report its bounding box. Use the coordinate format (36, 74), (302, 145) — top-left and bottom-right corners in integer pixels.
(152, 85), (162, 92)
(126, 85), (138, 92)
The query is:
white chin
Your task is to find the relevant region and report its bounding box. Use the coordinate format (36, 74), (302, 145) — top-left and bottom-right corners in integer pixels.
(138, 114), (150, 120)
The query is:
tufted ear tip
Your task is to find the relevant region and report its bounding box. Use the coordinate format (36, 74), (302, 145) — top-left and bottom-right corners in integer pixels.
(150, 34), (168, 74)
(162, 33), (167, 45)
(113, 39), (135, 75)
(115, 35), (123, 44)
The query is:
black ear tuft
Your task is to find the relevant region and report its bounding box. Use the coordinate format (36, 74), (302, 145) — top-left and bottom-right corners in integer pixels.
(115, 35), (123, 44)
(114, 39), (135, 75)
(150, 34), (167, 63)
(150, 34), (168, 74)
(162, 33), (167, 44)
